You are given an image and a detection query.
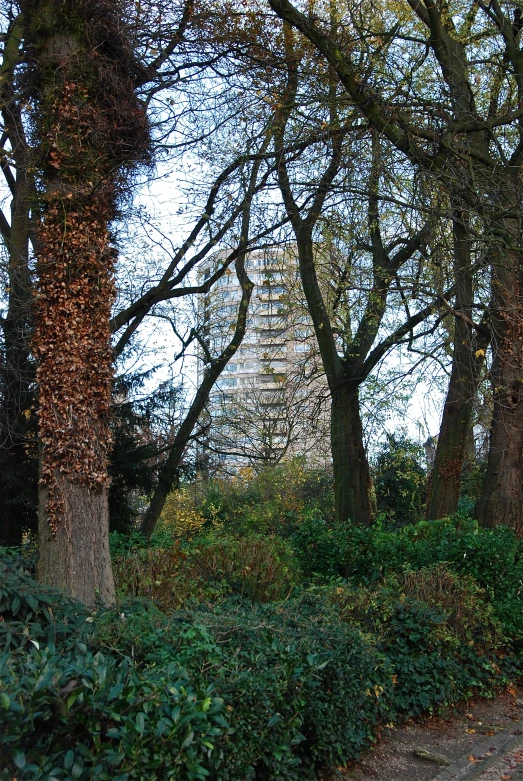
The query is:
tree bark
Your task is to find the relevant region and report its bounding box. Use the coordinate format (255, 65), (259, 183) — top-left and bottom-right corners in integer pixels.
(37, 476), (114, 604)
(477, 225), (523, 534)
(331, 381), (371, 525)
(426, 211), (488, 519)
(23, 0), (149, 603)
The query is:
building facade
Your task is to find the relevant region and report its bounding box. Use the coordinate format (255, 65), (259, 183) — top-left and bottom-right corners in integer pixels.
(197, 247), (330, 470)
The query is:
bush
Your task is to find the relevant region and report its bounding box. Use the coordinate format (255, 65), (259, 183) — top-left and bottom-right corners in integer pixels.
(189, 533), (300, 602)
(372, 435), (427, 526)
(157, 487), (207, 540)
(0, 553), (226, 781)
(112, 533), (301, 609)
(94, 594), (382, 780)
(291, 516), (373, 580)
(2, 543), (523, 781)
(0, 555), (380, 781)
(330, 566), (516, 720)
(193, 459), (335, 537)
(1, 645), (225, 781)
(291, 515), (523, 642)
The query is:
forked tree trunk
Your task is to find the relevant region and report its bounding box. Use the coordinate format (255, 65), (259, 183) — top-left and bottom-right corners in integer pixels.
(426, 211), (488, 519)
(477, 229), (523, 535)
(331, 382), (371, 525)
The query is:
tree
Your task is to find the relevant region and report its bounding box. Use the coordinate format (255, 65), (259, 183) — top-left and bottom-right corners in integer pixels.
(21, 0), (149, 604)
(268, 21), (440, 524)
(426, 210), (490, 519)
(0, 10), (38, 546)
(268, 0), (523, 534)
(0, 0), (293, 551)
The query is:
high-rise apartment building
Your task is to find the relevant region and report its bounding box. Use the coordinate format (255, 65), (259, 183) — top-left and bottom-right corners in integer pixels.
(197, 247), (329, 470)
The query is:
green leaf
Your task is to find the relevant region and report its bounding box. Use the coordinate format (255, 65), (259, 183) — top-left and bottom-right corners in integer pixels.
(11, 595), (21, 616)
(0, 693), (10, 710)
(26, 593), (39, 611)
(13, 751), (26, 769)
(67, 688), (83, 710)
(76, 742), (94, 760)
(64, 750), (75, 770)
(136, 712), (145, 732)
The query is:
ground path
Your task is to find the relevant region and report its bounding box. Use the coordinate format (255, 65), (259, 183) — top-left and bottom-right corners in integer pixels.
(335, 688), (523, 781)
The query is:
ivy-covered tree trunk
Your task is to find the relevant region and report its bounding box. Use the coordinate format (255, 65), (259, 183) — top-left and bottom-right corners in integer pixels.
(22, 0), (149, 604)
(331, 381), (371, 526)
(35, 191), (117, 604)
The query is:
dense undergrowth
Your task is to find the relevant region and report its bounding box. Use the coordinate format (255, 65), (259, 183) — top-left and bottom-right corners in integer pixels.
(2, 462), (523, 780)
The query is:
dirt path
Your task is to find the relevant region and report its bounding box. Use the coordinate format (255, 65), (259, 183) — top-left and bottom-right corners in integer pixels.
(334, 688), (522, 781)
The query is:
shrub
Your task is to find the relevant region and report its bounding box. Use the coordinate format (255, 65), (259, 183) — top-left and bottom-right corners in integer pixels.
(95, 594), (382, 780)
(1, 645), (225, 781)
(111, 541), (203, 608)
(157, 487), (207, 540)
(372, 435), (427, 526)
(1, 555), (381, 781)
(112, 533), (301, 609)
(194, 459), (334, 537)
(291, 516), (374, 580)
(2, 547), (523, 781)
(291, 514), (523, 642)
(189, 533), (300, 602)
(330, 567), (516, 720)
(0, 555), (226, 781)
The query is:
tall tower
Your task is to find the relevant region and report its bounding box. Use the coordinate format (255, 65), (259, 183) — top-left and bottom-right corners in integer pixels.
(197, 247), (329, 470)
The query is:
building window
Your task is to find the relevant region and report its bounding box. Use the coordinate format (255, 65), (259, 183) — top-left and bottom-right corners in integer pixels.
(217, 377), (237, 388)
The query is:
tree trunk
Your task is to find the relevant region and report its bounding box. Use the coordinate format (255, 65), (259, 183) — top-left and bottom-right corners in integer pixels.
(426, 210), (488, 519)
(23, 0), (149, 603)
(0, 35), (38, 544)
(37, 476), (114, 604)
(477, 230), (523, 534)
(33, 190), (117, 604)
(331, 381), (371, 525)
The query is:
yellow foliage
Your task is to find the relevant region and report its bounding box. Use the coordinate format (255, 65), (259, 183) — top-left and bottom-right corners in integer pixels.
(158, 487), (206, 538)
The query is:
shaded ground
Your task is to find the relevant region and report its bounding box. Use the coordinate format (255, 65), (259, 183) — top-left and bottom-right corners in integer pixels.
(332, 688), (522, 781)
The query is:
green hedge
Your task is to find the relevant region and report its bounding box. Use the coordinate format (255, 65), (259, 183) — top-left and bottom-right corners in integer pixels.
(291, 515), (523, 640)
(0, 553), (380, 780)
(2, 534), (523, 781)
